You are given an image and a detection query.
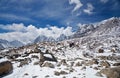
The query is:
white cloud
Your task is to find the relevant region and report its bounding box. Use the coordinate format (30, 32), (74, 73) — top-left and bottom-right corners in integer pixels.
(83, 3), (94, 15)
(100, 0), (108, 3)
(0, 23), (74, 44)
(0, 13), (34, 22)
(63, 26), (73, 36)
(0, 23), (26, 32)
(69, 0), (83, 12)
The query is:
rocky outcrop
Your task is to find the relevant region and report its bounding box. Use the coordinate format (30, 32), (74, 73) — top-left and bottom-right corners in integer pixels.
(39, 51), (57, 66)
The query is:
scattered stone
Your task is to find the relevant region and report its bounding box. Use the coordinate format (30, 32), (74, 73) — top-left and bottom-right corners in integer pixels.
(69, 43), (74, 47)
(34, 61), (40, 65)
(98, 48), (104, 53)
(83, 73), (85, 75)
(54, 70), (68, 76)
(69, 68), (75, 73)
(59, 71), (68, 75)
(87, 59), (99, 65)
(81, 66), (86, 70)
(75, 62), (82, 66)
(70, 62), (74, 67)
(32, 76), (38, 78)
(31, 55), (39, 59)
(24, 73), (29, 75)
(59, 59), (69, 66)
(0, 55), (3, 59)
(0, 61), (13, 76)
(54, 71), (60, 76)
(90, 66), (92, 68)
(34, 47), (41, 53)
(45, 75), (50, 78)
(100, 61), (110, 68)
(29, 50), (34, 54)
(73, 76), (77, 78)
(78, 73), (81, 75)
(12, 53), (21, 58)
(18, 58), (31, 67)
(63, 76), (66, 78)
(97, 56), (107, 60)
(42, 62), (55, 68)
(81, 61), (86, 65)
(95, 72), (103, 77)
(113, 62), (120, 66)
(93, 67), (99, 70)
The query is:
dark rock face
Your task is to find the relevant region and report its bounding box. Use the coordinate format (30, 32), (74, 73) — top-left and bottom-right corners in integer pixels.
(0, 61), (13, 77)
(100, 66), (120, 78)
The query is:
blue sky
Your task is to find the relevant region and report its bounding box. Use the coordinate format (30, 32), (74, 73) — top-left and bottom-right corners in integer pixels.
(0, 0), (120, 43)
(0, 0), (120, 27)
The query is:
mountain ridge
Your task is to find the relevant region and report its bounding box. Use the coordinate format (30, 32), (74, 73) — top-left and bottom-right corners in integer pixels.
(0, 39), (24, 49)
(0, 17), (120, 49)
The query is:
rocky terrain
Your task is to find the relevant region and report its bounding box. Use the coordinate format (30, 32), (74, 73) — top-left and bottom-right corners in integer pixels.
(0, 17), (120, 78)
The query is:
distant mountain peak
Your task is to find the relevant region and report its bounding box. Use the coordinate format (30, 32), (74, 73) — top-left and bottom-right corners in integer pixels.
(0, 39), (24, 49)
(34, 34), (69, 43)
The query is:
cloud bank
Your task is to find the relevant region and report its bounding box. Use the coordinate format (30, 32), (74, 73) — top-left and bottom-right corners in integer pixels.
(0, 23), (74, 44)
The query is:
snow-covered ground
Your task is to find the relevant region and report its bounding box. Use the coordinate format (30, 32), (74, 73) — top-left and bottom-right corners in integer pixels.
(0, 36), (119, 78)
(1, 51), (107, 78)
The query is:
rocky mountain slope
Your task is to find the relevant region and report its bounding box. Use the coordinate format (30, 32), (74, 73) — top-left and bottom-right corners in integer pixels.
(0, 17), (120, 78)
(73, 17), (120, 38)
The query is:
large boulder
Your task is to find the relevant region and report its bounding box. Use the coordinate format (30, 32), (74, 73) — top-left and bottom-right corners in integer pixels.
(100, 66), (120, 78)
(0, 61), (13, 76)
(39, 52), (57, 66)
